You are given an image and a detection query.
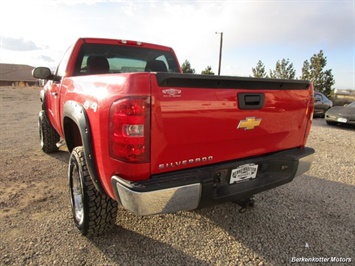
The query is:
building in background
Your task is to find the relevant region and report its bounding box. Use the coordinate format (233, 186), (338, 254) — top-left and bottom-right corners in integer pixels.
(0, 63), (38, 86)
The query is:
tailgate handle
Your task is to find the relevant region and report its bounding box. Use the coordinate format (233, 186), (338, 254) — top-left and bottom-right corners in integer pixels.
(238, 93), (265, 110)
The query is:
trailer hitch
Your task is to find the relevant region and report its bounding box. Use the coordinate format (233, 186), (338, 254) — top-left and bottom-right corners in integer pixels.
(233, 197), (255, 213)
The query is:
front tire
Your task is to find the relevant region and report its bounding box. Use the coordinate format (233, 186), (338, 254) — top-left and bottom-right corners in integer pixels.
(38, 111), (60, 153)
(68, 146), (118, 236)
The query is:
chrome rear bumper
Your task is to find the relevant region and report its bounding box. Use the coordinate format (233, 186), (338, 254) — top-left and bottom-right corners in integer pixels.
(112, 176), (201, 216)
(295, 153), (314, 177)
(112, 147), (314, 216)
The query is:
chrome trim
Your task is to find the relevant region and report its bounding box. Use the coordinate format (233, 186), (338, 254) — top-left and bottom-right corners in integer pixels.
(112, 176), (201, 216)
(295, 153), (314, 177)
(56, 139), (67, 148)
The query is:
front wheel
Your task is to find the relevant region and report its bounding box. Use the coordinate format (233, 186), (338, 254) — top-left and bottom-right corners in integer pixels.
(68, 146), (118, 236)
(38, 111), (60, 153)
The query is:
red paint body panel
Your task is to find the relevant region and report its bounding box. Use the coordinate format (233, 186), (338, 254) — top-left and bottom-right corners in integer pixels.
(150, 80), (312, 174)
(60, 73), (153, 198)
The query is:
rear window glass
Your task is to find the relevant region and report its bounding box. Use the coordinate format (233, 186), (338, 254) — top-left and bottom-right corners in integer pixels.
(74, 43), (180, 75)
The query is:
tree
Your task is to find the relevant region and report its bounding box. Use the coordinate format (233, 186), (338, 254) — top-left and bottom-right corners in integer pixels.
(181, 60), (195, 74)
(269, 58), (296, 79)
(201, 66), (215, 75)
(301, 50), (335, 97)
(252, 60), (267, 78)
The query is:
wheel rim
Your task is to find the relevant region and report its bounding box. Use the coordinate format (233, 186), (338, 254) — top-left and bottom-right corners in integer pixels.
(39, 118), (44, 148)
(71, 164), (84, 224)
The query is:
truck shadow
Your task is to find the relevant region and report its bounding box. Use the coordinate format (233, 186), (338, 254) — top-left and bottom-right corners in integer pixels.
(89, 226), (209, 265)
(195, 174), (355, 264)
(48, 150), (70, 163)
(87, 174), (354, 265)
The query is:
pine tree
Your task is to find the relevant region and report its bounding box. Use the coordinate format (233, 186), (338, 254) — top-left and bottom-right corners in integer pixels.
(252, 60), (267, 78)
(201, 66), (215, 75)
(301, 50), (335, 97)
(181, 60), (195, 74)
(269, 58), (296, 79)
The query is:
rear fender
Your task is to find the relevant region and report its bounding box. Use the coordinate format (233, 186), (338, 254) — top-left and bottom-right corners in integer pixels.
(63, 101), (104, 193)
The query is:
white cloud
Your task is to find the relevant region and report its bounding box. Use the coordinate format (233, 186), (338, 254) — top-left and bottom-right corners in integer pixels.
(1, 37), (42, 51)
(0, 0), (353, 88)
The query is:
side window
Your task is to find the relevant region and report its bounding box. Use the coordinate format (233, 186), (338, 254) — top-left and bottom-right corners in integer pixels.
(155, 55), (169, 69)
(79, 56), (89, 74)
(55, 46), (73, 79)
(155, 55), (180, 72)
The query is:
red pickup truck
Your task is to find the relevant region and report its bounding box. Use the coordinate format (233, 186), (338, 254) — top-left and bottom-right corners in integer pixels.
(33, 37), (315, 236)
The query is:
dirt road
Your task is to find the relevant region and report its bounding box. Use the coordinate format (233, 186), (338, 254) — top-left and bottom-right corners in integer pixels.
(0, 87), (354, 265)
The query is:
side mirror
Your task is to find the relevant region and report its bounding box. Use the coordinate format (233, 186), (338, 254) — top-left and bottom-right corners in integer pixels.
(32, 67), (54, 80)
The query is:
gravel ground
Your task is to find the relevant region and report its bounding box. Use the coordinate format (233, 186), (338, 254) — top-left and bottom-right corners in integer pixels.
(0, 86), (354, 266)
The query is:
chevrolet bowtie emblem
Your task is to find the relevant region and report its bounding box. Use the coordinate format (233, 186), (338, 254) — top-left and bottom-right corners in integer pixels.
(237, 117), (262, 130)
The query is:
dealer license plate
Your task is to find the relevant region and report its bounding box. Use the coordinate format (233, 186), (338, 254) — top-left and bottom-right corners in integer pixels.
(230, 163), (259, 184)
(337, 117), (347, 123)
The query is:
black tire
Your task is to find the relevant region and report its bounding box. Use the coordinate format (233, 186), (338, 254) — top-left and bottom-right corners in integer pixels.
(38, 111), (60, 153)
(68, 146), (118, 236)
(326, 120), (337, 126)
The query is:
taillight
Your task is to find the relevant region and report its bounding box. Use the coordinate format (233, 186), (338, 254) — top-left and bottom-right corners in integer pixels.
(109, 97), (150, 163)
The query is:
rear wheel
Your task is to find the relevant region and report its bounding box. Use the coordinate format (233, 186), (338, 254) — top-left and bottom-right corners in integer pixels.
(68, 146), (118, 236)
(38, 111), (60, 153)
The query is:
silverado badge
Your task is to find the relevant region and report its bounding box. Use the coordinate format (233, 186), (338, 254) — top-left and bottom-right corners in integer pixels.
(237, 117), (262, 130)
(162, 88), (182, 98)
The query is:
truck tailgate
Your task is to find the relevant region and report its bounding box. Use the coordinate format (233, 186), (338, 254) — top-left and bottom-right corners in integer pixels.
(150, 73), (312, 174)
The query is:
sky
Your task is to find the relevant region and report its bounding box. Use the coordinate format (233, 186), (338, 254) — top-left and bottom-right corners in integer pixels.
(0, 0), (354, 90)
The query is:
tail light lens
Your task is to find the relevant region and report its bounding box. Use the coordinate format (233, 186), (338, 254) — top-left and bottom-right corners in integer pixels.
(109, 97), (150, 163)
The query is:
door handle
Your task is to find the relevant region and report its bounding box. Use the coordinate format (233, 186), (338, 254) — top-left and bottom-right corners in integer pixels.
(237, 93), (265, 110)
(51, 92), (58, 96)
